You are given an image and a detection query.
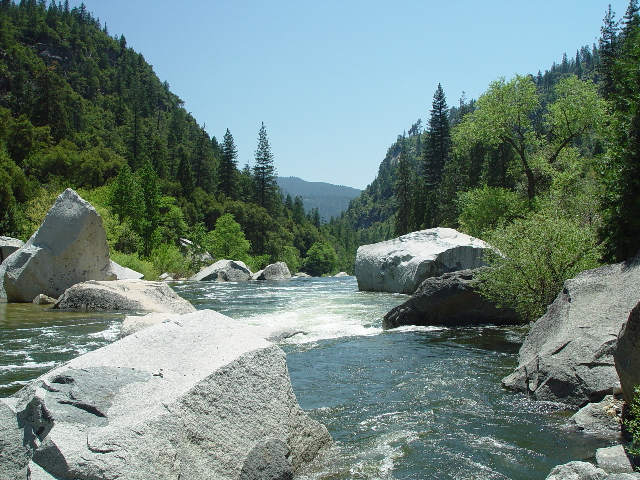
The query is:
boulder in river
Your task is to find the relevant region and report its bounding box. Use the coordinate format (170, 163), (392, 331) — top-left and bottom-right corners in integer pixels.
(502, 256), (640, 408)
(0, 189), (114, 303)
(334, 272), (349, 277)
(53, 279), (196, 314)
(615, 300), (640, 404)
(354, 227), (490, 294)
(32, 294), (57, 305)
(0, 309), (331, 479)
(545, 461), (608, 480)
(0, 236), (23, 263)
(189, 259), (252, 282)
(254, 262), (291, 281)
(383, 269), (521, 329)
(293, 272), (311, 278)
(570, 395), (622, 439)
(109, 260), (144, 280)
(596, 445), (635, 474)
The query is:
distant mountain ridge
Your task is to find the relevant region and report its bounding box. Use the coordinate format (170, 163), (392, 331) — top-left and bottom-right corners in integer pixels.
(277, 177), (361, 221)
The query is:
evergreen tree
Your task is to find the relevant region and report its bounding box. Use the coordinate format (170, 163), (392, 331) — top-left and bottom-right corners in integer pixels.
(622, 0), (640, 38)
(137, 161), (161, 256)
(252, 122), (278, 213)
(394, 134), (412, 236)
(176, 146), (195, 196)
(599, 5), (619, 97)
(218, 128), (237, 198)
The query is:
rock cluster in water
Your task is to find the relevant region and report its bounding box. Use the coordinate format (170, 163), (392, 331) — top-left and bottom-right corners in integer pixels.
(0, 310), (331, 479)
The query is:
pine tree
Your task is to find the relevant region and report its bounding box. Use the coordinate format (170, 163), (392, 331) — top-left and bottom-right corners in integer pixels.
(176, 145), (195, 196)
(622, 0), (640, 38)
(599, 5), (619, 97)
(218, 128), (237, 198)
(394, 134), (412, 236)
(422, 83), (451, 227)
(253, 122), (278, 213)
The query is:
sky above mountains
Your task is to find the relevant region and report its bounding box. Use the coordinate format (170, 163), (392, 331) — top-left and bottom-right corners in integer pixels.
(71, 1), (628, 189)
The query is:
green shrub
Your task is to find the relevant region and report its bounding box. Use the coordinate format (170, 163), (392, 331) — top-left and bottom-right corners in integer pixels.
(302, 241), (338, 276)
(457, 186), (529, 238)
(246, 254), (270, 273)
(110, 251), (159, 281)
(279, 245), (301, 273)
(206, 213), (251, 262)
(150, 244), (193, 278)
(626, 386), (640, 458)
(478, 212), (601, 322)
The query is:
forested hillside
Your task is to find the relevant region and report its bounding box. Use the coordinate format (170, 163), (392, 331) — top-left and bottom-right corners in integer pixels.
(276, 176), (361, 222)
(0, 0), (348, 277)
(329, 2), (640, 318)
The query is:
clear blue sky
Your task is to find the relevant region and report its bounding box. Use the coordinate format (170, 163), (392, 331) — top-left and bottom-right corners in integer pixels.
(72, 1), (628, 189)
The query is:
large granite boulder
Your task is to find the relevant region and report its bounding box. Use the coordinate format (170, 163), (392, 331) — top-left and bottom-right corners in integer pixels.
(545, 461), (608, 480)
(0, 236), (23, 263)
(189, 259), (252, 282)
(53, 279), (196, 314)
(570, 395), (622, 439)
(0, 310), (331, 479)
(254, 262), (291, 281)
(503, 256), (640, 407)
(355, 228), (489, 294)
(109, 260), (144, 280)
(383, 269), (520, 329)
(0, 189), (114, 303)
(615, 301), (640, 404)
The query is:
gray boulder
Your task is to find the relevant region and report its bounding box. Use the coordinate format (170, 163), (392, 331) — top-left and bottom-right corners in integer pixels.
(190, 259), (252, 282)
(0, 310), (331, 479)
(354, 227), (490, 294)
(0, 189), (114, 303)
(545, 461), (608, 480)
(383, 269), (520, 329)
(570, 395), (622, 439)
(293, 272), (311, 278)
(53, 279), (196, 314)
(502, 257), (640, 407)
(255, 262), (291, 281)
(109, 260), (144, 280)
(596, 445), (634, 474)
(119, 312), (173, 338)
(334, 272), (349, 277)
(0, 236), (23, 263)
(615, 301), (640, 404)
(32, 294), (57, 305)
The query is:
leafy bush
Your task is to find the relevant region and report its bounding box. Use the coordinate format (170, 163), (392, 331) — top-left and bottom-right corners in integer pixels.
(302, 241), (338, 276)
(110, 251), (159, 281)
(478, 212), (602, 322)
(150, 244), (193, 278)
(206, 213), (251, 261)
(626, 386), (640, 458)
(457, 186), (528, 238)
(246, 254), (270, 273)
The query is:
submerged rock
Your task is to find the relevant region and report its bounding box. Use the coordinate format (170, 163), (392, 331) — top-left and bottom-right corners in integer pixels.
(0, 236), (23, 263)
(334, 272), (349, 277)
(32, 294), (57, 305)
(109, 260), (144, 280)
(0, 189), (114, 303)
(502, 256), (640, 407)
(615, 300), (640, 404)
(383, 269), (520, 329)
(53, 279), (196, 314)
(190, 259), (252, 282)
(293, 272), (311, 278)
(254, 262), (291, 281)
(0, 310), (331, 479)
(354, 227), (489, 294)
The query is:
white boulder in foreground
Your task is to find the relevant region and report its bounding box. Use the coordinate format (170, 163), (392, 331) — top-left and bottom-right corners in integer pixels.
(0, 310), (331, 479)
(355, 228), (490, 294)
(189, 259), (252, 282)
(53, 279), (196, 314)
(0, 189), (114, 303)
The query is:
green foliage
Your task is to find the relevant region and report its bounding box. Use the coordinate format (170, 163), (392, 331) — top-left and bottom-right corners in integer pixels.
(478, 212), (602, 322)
(457, 186), (529, 238)
(625, 386), (640, 457)
(110, 251), (159, 281)
(302, 241), (338, 276)
(246, 254), (270, 273)
(149, 244), (193, 278)
(279, 245), (301, 273)
(206, 213), (251, 261)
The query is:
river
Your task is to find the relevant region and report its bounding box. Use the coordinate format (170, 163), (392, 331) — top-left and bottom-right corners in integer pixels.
(0, 276), (613, 479)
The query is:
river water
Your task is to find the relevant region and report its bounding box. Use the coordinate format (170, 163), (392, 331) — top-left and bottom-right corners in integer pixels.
(0, 276), (613, 479)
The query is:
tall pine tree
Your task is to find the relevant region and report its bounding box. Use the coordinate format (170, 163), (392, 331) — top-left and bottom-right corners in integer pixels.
(394, 134), (412, 236)
(422, 83), (451, 227)
(218, 128), (238, 199)
(253, 122), (278, 214)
